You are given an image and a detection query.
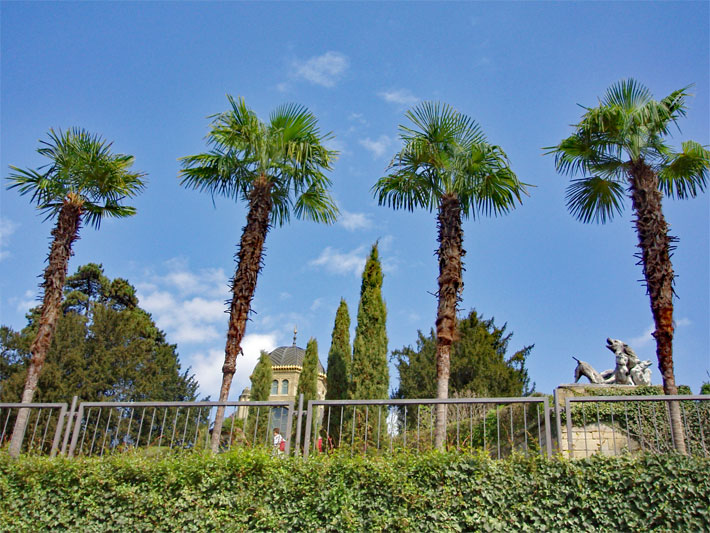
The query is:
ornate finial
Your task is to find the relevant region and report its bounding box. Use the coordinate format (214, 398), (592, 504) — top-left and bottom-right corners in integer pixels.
(293, 325), (298, 346)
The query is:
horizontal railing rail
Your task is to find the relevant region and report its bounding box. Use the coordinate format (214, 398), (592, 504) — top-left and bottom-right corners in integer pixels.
(563, 395), (709, 459)
(0, 402), (68, 457)
(67, 400), (294, 457)
(302, 397), (553, 459)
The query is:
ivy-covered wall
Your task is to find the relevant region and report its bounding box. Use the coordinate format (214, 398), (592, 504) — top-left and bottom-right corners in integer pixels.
(1, 451), (708, 531)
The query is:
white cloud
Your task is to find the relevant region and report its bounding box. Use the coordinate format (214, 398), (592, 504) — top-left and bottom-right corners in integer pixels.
(0, 217), (18, 261)
(293, 51), (349, 88)
(359, 135), (395, 159)
(15, 289), (37, 313)
(189, 332), (279, 400)
(379, 89), (419, 106)
(310, 297), (324, 312)
(309, 245), (367, 276)
(137, 261), (228, 345)
(340, 210), (373, 231)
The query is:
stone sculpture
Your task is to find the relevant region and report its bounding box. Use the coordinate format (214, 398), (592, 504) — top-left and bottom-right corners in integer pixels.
(573, 338), (652, 386)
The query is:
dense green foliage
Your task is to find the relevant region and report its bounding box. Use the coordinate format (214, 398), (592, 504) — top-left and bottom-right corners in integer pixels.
(393, 309), (534, 400)
(0, 264), (198, 403)
(351, 243), (389, 400)
(325, 299), (351, 401)
(1, 451), (707, 531)
(249, 351), (273, 403)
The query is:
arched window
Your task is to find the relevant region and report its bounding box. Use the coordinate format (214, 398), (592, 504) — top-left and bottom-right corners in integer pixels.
(271, 380), (278, 395)
(281, 380), (289, 395)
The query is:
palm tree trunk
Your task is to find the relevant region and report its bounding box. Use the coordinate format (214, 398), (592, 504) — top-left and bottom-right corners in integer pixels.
(434, 194), (464, 450)
(211, 176), (272, 453)
(9, 198), (82, 458)
(629, 160), (686, 454)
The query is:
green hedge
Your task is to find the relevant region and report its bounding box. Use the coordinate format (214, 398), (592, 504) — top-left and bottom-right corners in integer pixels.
(1, 451), (708, 531)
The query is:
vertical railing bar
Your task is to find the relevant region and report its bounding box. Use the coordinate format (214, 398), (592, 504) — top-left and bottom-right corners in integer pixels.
(565, 399), (573, 459)
(416, 405), (421, 452)
(680, 402), (691, 456)
(351, 406), (356, 455)
(30, 408), (42, 451)
(303, 400), (314, 460)
(694, 402), (707, 457)
(327, 406), (332, 449)
(456, 404), (461, 452)
(364, 406), (369, 455)
(509, 404), (514, 453)
(483, 406), (487, 454)
(610, 407), (617, 456)
(204, 407), (213, 450)
(181, 408), (191, 448)
(377, 406), (382, 450)
(470, 404), (473, 450)
(169, 407), (179, 450)
(496, 404), (500, 460)
(635, 403), (644, 452)
(266, 408), (273, 449)
(253, 407), (260, 447)
(542, 398), (553, 458)
(389, 406), (394, 453)
(136, 408), (146, 449)
(90, 407), (102, 456)
(651, 402), (661, 452)
(523, 403), (528, 456)
(125, 409), (135, 450)
(430, 405), (434, 448)
(403, 406), (407, 449)
(148, 408), (157, 447)
(113, 408), (123, 453)
(158, 408), (167, 448)
(41, 409), (53, 452)
(284, 402), (294, 456)
(193, 408), (201, 449)
(535, 404), (541, 457)
(100, 409), (113, 456)
(79, 408), (91, 455)
(582, 406), (588, 458)
(339, 406), (344, 448)
(553, 388), (562, 454)
(596, 403), (602, 453)
(49, 405), (66, 457)
(0, 409), (11, 444)
(624, 402), (631, 454)
(665, 401), (674, 450)
(227, 407), (235, 448)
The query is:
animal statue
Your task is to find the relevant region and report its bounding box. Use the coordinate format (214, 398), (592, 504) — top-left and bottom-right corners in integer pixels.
(572, 338), (653, 386)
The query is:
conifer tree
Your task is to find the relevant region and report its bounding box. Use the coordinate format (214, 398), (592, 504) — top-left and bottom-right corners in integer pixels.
(351, 243), (389, 399)
(297, 338), (320, 403)
(325, 299), (351, 400)
(245, 350), (272, 444)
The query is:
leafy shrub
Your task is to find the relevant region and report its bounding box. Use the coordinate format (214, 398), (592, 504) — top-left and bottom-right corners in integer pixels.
(1, 450), (708, 531)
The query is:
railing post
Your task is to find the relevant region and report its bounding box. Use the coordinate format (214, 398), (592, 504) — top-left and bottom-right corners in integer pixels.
(61, 396), (78, 455)
(542, 397), (553, 458)
(294, 394), (304, 456)
(565, 398), (574, 459)
(49, 404), (68, 457)
(553, 388), (562, 454)
(67, 403), (85, 457)
(284, 400), (294, 456)
(303, 400), (313, 460)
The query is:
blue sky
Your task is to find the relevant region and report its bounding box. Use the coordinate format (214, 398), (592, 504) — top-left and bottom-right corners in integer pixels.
(1, 2), (708, 398)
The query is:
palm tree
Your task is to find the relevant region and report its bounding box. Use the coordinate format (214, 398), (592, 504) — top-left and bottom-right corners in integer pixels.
(179, 96), (338, 452)
(547, 79), (709, 454)
(6, 128), (146, 457)
(373, 102), (529, 449)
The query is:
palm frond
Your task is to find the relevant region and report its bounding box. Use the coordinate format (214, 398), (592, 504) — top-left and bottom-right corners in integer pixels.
(658, 140), (709, 199)
(565, 176), (626, 224)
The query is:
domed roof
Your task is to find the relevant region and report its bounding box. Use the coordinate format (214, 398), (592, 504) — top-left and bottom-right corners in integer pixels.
(269, 345), (325, 374)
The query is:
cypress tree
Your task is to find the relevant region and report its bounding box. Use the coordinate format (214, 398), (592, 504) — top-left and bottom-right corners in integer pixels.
(245, 350), (272, 445)
(297, 338), (319, 403)
(351, 243), (389, 399)
(325, 299), (351, 400)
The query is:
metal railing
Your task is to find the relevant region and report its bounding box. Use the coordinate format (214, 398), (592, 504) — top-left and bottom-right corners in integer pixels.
(66, 400), (294, 457)
(301, 397), (553, 459)
(0, 402), (68, 457)
(562, 395), (709, 459)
